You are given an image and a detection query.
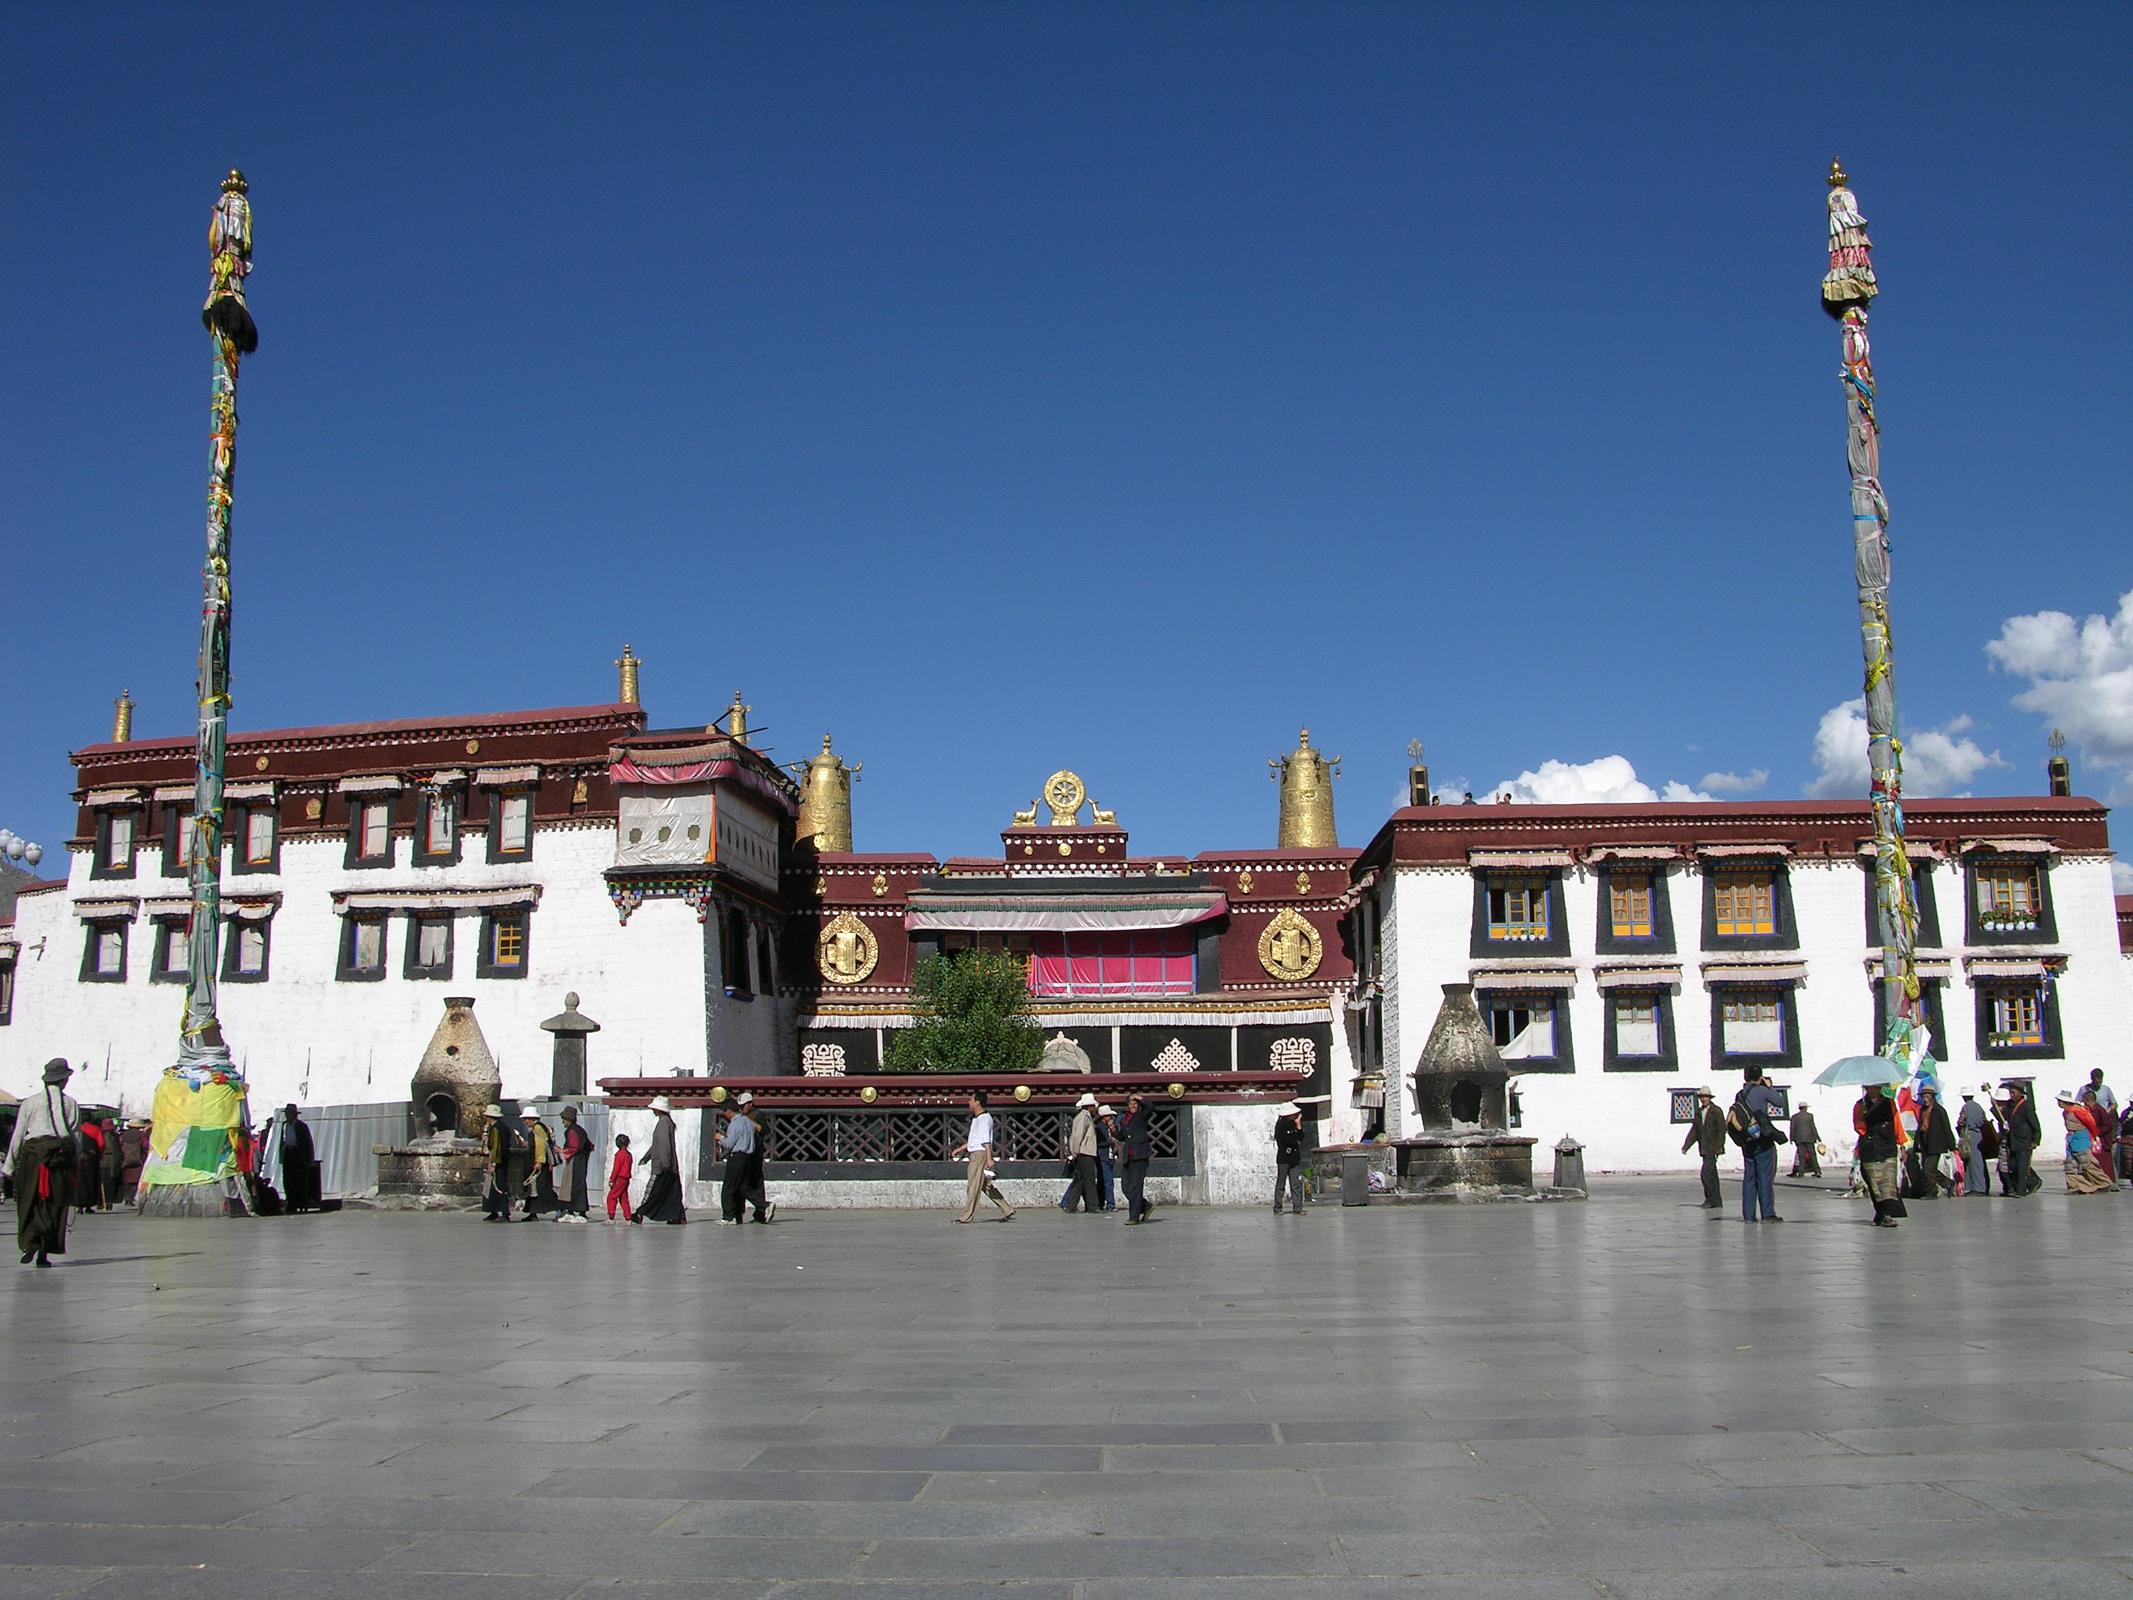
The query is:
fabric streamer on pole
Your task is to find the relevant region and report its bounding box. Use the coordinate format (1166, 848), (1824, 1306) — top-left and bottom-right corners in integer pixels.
(1822, 159), (1924, 1077)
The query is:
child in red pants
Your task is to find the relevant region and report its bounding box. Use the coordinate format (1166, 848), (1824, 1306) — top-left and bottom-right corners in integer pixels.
(605, 1134), (634, 1223)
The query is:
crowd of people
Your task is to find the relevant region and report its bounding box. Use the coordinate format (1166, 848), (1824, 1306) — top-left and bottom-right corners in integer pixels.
(1683, 1066), (2127, 1229)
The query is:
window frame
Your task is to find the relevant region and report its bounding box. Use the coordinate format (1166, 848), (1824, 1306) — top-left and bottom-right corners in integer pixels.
(0, 956), (15, 1024)
(161, 803), (194, 880)
(1871, 975), (1947, 1060)
(404, 911), (455, 981)
(477, 907), (530, 980)
(91, 806), (140, 881)
(1602, 987), (1679, 1073)
(1479, 988), (1574, 1075)
(1028, 928), (1196, 999)
(337, 913), (390, 983)
(1706, 982), (1802, 1074)
(1594, 863), (1676, 955)
(1964, 855), (2057, 945)
(80, 919), (129, 983)
(1469, 872), (1570, 959)
(485, 788), (535, 864)
(413, 789), (462, 868)
(1699, 860), (1797, 951)
(231, 800), (280, 876)
(1973, 978), (2063, 1061)
(150, 915), (193, 984)
(345, 797), (397, 869)
(222, 916), (271, 983)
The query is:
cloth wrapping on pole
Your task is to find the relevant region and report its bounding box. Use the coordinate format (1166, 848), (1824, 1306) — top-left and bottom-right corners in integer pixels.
(141, 1066), (251, 1188)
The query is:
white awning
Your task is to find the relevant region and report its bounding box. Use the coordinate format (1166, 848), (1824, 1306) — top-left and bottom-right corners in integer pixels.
(1585, 845), (1682, 862)
(73, 898), (139, 921)
(337, 774), (404, 795)
(475, 766), (541, 787)
(1702, 961), (1807, 985)
(1961, 837), (2058, 856)
(905, 895), (1226, 934)
(1470, 967), (1577, 992)
(84, 788), (143, 807)
(1864, 955), (1952, 980)
(1595, 964), (1684, 990)
(421, 769), (467, 787)
(222, 781), (276, 800)
(1468, 849), (1576, 869)
(226, 897), (280, 923)
(1855, 839), (1946, 861)
(334, 885), (541, 914)
(1695, 842), (1794, 859)
(152, 785), (198, 803)
(1965, 955), (2063, 978)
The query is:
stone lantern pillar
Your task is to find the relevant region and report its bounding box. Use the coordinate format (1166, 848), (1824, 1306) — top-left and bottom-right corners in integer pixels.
(540, 992), (601, 1098)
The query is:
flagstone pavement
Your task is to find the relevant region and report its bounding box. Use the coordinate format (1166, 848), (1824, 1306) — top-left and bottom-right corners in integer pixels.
(3, 1174), (2131, 1598)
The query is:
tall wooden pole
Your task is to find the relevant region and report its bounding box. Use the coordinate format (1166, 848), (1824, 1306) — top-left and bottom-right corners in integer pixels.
(1822, 160), (1922, 1064)
(180, 170), (259, 1070)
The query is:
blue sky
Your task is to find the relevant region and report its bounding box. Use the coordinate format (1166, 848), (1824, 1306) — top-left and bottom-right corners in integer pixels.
(5, 1), (2129, 869)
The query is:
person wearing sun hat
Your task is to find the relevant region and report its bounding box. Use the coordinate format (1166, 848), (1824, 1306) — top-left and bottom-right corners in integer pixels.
(479, 1104), (520, 1223)
(1272, 1101), (1308, 1216)
(1066, 1092), (1102, 1217)
(9, 1060), (81, 1267)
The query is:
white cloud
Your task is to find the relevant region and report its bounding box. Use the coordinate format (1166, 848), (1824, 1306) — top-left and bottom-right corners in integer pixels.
(1987, 589), (2133, 769)
(1698, 768), (1770, 796)
(1488, 755), (1712, 806)
(1806, 699), (2005, 798)
(2112, 859), (2133, 895)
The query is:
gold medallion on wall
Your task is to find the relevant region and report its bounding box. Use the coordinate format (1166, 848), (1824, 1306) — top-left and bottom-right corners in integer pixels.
(818, 910), (879, 985)
(1257, 907), (1323, 982)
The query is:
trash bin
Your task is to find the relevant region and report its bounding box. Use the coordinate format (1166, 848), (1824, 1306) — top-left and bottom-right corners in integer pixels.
(1552, 1136), (1586, 1192)
(1340, 1150), (1371, 1206)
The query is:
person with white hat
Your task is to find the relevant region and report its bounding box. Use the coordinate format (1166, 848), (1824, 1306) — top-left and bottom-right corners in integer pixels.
(635, 1097), (688, 1224)
(1065, 1092), (1102, 1217)
(716, 1091), (774, 1224)
(9, 1060), (81, 1267)
(1272, 1102), (1308, 1216)
(479, 1104), (520, 1223)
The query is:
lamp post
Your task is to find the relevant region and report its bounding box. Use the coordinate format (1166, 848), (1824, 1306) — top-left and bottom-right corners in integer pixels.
(1822, 160), (1922, 1066)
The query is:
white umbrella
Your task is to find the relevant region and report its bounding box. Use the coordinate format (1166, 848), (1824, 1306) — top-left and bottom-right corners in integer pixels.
(1813, 1055), (1906, 1088)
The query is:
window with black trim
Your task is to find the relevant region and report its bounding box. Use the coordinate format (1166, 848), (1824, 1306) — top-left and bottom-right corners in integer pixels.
(93, 808), (139, 879)
(0, 958), (15, 1024)
(81, 920), (128, 983)
(1471, 874), (1569, 957)
(340, 914), (388, 982)
(755, 922), (777, 998)
(1709, 984), (1802, 1073)
(1596, 865), (1676, 954)
(723, 907), (753, 998)
(414, 791), (460, 867)
(1863, 859), (1942, 948)
(161, 805), (194, 880)
(405, 912), (453, 980)
(478, 908), (528, 979)
(1603, 989), (1678, 1073)
(151, 916), (192, 984)
(1966, 858), (2056, 944)
(346, 798), (395, 868)
(233, 802), (279, 875)
(1975, 979), (2063, 1060)
(223, 918), (271, 982)
(487, 790), (533, 862)
(1701, 863), (1796, 950)
(1482, 991), (1572, 1073)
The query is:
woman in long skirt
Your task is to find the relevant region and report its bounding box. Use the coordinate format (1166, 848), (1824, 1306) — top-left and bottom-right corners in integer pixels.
(2059, 1094), (2114, 1194)
(521, 1112), (563, 1218)
(1853, 1084), (1904, 1228)
(9, 1061), (81, 1267)
(633, 1098), (687, 1225)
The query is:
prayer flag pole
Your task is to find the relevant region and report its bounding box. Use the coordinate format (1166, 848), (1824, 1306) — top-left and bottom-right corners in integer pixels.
(180, 169), (259, 1074)
(1822, 160), (1922, 1069)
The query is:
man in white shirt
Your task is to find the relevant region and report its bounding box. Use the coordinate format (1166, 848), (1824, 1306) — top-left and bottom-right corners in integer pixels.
(950, 1092), (1014, 1224)
(10, 1059), (81, 1267)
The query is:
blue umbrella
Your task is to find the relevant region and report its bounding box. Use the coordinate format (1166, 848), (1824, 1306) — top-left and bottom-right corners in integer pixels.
(1813, 1055), (1907, 1088)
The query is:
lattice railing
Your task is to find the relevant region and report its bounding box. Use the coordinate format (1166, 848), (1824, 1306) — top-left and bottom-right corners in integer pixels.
(756, 1107), (1181, 1166)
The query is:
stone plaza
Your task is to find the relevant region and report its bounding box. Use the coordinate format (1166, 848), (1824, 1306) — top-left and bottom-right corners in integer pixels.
(3, 1176), (2131, 1598)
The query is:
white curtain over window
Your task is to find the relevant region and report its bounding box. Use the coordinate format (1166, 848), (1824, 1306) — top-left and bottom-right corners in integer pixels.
(498, 793), (531, 854)
(616, 789), (712, 866)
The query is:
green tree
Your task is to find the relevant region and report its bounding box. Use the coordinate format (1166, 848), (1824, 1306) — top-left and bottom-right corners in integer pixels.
(883, 950), (1043, 1074)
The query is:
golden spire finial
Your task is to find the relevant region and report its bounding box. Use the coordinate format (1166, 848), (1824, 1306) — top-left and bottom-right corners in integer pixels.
(792, 733), (860, 852)
(1271, 727), (1341, 847)
(1827, 157), (1849, 188)
(222, 168), (249, 195)
(614, 644), (641, 706)
(724, 691), (751, 743)
(112, 689), (135, 744)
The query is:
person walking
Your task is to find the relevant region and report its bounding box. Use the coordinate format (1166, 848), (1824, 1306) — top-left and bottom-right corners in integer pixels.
(2004, 1081), (2042, 1197)
(1728, 1073), (1784, 1223)
(1115, 1093), (1155, 1224)
(9, 1060), (80, 1267)
(717, 1094), (774, 1224)
(604, 1133), (635, 1224)
(949, 1091), (1015, 1224)
(522, 1109), (562, 1218)
(1956, 1089), (1990, 1196)
(1912, 1086), (1957, 1199)
(2087, 1069), (2118, 1184)
(2058, 1091), (2113, 1193)
(635, 1097), (688, 1224)
(1095, 1104), (1118, 1213)
(1788, 1100), (1823, 1178)
(558, 1106), (594, 1221)
(75, 1114), (108, 1214)
(1066, 1093), (1102, 1217)
(1272, 1102), (1308, 1216)
(1854, 1082), (1904, 1227)
(480, 1104), (520, 1222)
(279, 1104), (319, 1214)
(1682, 1087), (1726, 1209)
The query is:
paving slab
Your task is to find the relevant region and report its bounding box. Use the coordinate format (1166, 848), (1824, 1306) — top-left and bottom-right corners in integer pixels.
(4, 1176), (2131, 1597)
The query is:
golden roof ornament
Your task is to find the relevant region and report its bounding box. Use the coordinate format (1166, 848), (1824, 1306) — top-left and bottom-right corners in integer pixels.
(111, 689), (135, 744)
(792, 733), (860, 853)
(221, 168), (249, 194)
(614, 644), (641, 706)
(1827, 157), (1849, 188)
(1271, 728), (1340, 848)
(722, 690), (751, 744)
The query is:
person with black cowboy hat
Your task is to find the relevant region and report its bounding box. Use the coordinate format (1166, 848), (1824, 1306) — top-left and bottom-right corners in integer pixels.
(8, 1060), (82, 1268)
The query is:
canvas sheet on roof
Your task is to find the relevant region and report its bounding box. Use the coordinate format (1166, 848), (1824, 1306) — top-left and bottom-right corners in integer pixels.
(617, 789), (713, 867)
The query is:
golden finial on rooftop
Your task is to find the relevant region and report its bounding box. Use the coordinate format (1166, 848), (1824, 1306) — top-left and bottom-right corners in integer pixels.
(614, 644), (641, 706)
(1827, 158), (1849, 188)
(792, 733), (861, 853)
(724, 691), (751, 744)
(112, 689), (135, 744)
(222, 168), (249, 194)
(1271, 727), (1341, 848)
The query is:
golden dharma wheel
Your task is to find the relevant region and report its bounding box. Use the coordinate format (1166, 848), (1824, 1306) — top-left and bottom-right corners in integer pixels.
(709, 1086), (727, 1104)
(1012, 1084), (1031, 1103)
(859, 1085), (878, 1104)
(1167, 1081), (1186, 1100)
